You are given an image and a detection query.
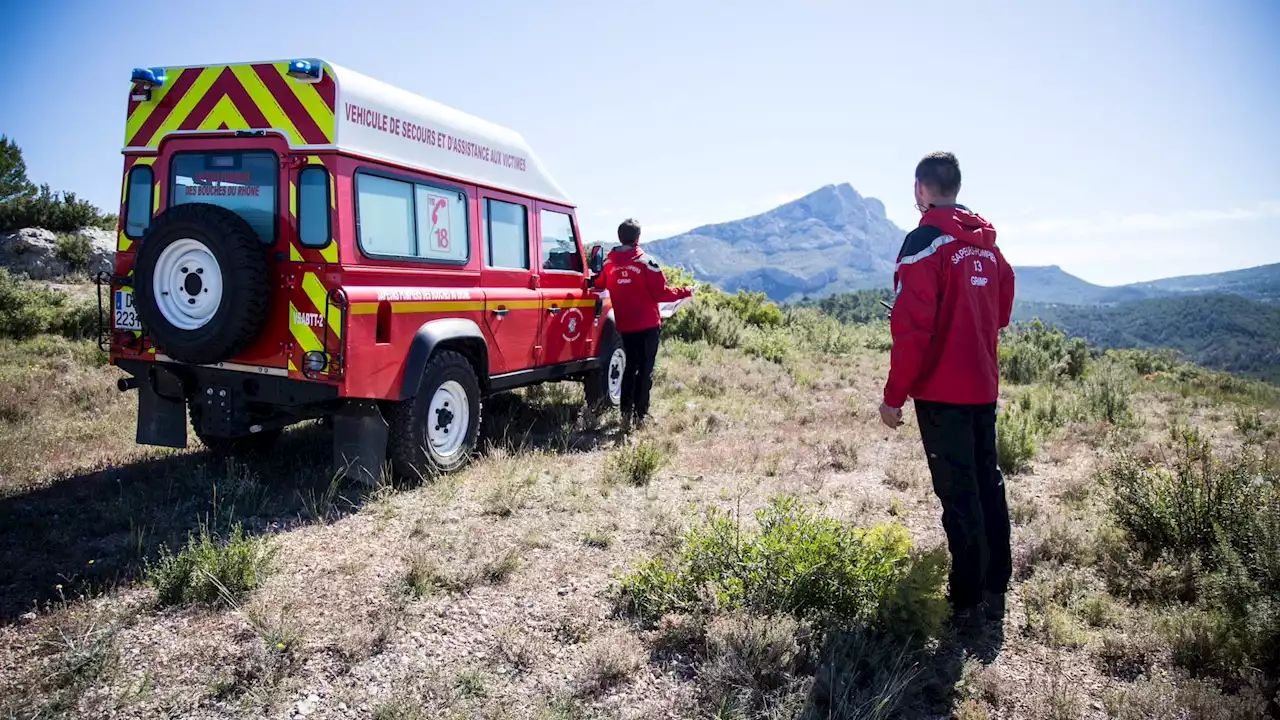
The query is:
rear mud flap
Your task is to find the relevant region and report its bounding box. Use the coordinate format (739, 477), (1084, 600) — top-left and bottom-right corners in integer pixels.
(137, 379), (188, 448)
(333, 400), (388, 486)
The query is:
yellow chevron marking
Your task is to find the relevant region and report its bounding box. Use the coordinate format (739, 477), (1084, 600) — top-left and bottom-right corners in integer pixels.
(319, 242), (338, 263)
(289, 302), (325, 354)
(197, 94), (248, 132)
(302, 272), (342, 339)
(288, 358), (299, 373)
(143, 66), (220, 148)
(231, 64), (304, 145)
(290, 243), (303, 262)
(275, 63), (335, 142)
(125, 69), (186, 143)
(289, 180), (297, 220)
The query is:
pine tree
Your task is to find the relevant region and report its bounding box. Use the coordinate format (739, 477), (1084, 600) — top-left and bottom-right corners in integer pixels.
(0, 135), (36, 203)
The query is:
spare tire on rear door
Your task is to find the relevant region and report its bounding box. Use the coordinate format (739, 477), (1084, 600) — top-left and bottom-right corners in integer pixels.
(133, 203), (271, 366)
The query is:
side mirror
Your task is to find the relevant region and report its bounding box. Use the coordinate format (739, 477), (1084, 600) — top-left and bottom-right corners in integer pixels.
(588, 245), (605, 274)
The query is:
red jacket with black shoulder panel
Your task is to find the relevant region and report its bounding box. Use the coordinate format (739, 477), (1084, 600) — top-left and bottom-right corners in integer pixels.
(883, 205), (1015, 409)
(592, 246), (692, 334)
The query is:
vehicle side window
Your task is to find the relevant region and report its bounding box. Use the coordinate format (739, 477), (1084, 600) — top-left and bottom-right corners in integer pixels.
(484, 199), (529, 270)
(539, 209), (582, 273)
(413, 185), (468, 263)
(297, 166), (330, 248)
(355, 172), (470, 263)
(124, 166), (153, 238)
(356, 175), (414, 256)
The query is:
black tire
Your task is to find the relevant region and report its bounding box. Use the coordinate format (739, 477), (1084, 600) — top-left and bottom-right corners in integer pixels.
(387, 350), (482, 480)
(134, 203), (271, 365)
(584, 330), (625, 411)
(189, 404), (281, 457)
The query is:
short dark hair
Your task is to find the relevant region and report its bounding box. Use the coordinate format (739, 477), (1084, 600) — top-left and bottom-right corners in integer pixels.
(618, 218), (641, 245)
(915, 152), (962, 197)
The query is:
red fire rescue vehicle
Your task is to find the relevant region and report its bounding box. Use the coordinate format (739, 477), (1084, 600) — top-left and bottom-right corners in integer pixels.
(105, 59), (622, 482)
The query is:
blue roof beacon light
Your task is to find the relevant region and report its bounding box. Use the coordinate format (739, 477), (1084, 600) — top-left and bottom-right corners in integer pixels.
(286, 59), (323, 81)
(130, 67), (166, 90)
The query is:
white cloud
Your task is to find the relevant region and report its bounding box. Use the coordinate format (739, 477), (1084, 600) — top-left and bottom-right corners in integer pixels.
(1001, 200), (1280, 236)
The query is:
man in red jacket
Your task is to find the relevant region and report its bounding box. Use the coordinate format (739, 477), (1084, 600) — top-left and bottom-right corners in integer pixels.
(880, 152), (1016, 626)
(594, 218), (693, 431)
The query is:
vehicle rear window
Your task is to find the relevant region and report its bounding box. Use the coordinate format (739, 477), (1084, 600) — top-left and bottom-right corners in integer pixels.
(170, 151), (277, 243)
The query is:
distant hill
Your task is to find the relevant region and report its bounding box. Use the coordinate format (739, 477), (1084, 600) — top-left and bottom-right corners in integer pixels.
(645, 184), (1280, 305)
(1014, 294), (1280, 382)
(644, 184), (903, 302)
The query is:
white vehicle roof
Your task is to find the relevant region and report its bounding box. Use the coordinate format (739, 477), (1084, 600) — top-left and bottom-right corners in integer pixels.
(329, 62), (572, 206)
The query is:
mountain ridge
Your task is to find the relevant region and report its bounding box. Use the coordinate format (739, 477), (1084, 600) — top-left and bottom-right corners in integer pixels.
(644, 184), (1280, 305)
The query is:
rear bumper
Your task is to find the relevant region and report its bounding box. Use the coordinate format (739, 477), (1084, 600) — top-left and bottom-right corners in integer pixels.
(117, 358), (341, 445)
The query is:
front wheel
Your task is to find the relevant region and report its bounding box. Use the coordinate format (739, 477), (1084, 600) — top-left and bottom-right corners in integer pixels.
(584, 332), (625, 411)
(387, 350), (482, 480)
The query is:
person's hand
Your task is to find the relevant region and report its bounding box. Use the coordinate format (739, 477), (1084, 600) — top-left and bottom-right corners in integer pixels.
(878, 401), (904, 429)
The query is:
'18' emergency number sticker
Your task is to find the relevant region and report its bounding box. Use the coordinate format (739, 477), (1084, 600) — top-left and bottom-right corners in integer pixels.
(114, 289), (142, 330)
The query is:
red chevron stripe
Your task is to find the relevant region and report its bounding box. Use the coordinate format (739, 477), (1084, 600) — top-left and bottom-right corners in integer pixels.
(127, 69), (200, 147)
(128, 85), (143, 118)
(313, 72), (336, 113)
(253, 64), (330, 145)
(178, 68), (271, 132)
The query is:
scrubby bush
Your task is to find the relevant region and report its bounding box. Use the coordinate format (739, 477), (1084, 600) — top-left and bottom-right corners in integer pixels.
(615, 495), (948, 641)
(1076, 359), (1135, 426)
(54, 233), (94, 271)
(1101, 432), (1280, 683)
(0, 268), (104, 340)
(997, 405), (1039, 476)
(999, 320), (1090, 384)
(145, 523), (275, 607)
(0, 184), (116, 233)
(605, 440), (668, 487)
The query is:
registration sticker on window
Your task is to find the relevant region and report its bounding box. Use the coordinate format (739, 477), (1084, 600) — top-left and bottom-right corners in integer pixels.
(114, 288), (142, 330)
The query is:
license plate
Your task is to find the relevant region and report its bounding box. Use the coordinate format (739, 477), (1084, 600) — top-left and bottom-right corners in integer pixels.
(113, 289), (141, 330)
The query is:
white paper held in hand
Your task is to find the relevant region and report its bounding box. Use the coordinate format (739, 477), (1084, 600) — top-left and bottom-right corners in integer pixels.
(659, 296), (693, 319)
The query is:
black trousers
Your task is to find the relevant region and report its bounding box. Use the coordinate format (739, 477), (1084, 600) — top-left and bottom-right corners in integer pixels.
(914, 399), (1012, 610)
(620, 327), (661, 420)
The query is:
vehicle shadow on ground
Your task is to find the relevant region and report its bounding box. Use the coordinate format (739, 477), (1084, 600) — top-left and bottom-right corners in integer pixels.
(482, 387), (623, 455)
(0, 389), (606, 622)
(0, 421), (352, 622)
(801, 621), (1006, 719)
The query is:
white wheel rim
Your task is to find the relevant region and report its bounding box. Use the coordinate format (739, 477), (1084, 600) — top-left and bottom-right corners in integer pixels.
(153, 238), (223, 330)
(427, 380), (469, 459)
(607, 347), (626, 404)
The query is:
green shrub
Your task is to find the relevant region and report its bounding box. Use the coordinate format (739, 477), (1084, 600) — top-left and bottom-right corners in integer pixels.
(999, 320), (1089, 384)
(997, 405), (1039, 476)
(1077, 360), (1135, 426)
(605, 440), (667, 487)
(741, 326), (793, 365)
(145, 522), (275, 607)
(1104, 432), (1259, 559)
(0, 268), (105, 340)
(1103, 435), (1280, 681)
(54, 234), (93, 271)
(615, 496), (947, 641)
(1107, 348), (1180, 376)
(0, 184), (115, 233)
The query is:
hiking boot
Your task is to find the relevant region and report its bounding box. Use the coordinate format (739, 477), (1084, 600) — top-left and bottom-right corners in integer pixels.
(984, 591), (1007, 621)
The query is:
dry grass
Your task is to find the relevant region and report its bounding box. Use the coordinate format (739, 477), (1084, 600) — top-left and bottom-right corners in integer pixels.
(2, 310), (1277, 719)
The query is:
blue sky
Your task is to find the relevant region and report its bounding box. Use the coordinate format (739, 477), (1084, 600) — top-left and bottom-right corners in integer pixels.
(2, 0), (1277, 285)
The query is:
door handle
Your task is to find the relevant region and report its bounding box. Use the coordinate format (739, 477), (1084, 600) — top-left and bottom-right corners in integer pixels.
(547, 306), (561, 314)
(492, 306), (509, 317)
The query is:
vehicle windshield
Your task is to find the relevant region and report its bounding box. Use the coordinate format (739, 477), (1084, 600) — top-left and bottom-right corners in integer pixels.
(170, 151), (277, 243)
